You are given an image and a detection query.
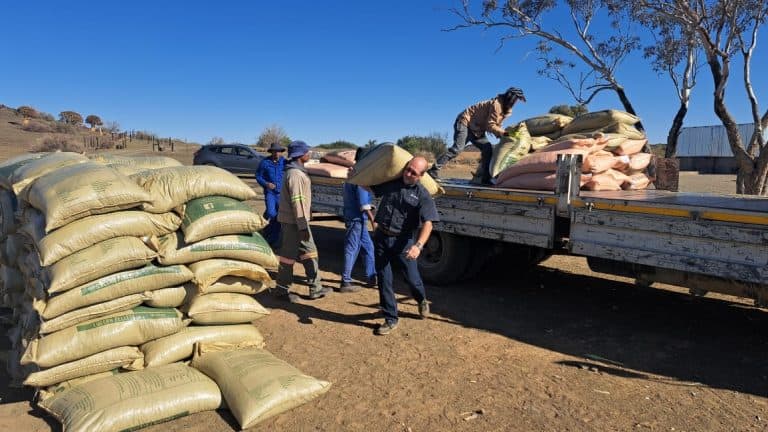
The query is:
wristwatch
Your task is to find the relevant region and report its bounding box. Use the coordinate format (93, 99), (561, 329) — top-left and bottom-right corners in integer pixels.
(414, 242), (423, 251)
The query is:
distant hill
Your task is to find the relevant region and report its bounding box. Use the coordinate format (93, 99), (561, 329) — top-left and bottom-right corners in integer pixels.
(0, 105), (200, 163)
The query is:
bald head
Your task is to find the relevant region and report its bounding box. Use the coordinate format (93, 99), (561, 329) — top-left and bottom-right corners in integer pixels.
(402, 156), (429, 185)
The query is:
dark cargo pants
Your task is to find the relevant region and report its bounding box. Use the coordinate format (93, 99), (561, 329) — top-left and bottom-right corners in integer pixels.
(276, 222), (323, 295)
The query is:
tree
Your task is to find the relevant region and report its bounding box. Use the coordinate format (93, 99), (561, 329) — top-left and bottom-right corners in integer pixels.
(549, 104), (588, 117)
(448, 0), (644, 130)
(17, 106), (39, 120)
(59, 111), (83, 126)
(627, 1), (700, 157)
(636, 0), (768, 194)
(208, 137), (225, 145)
(104, 121), (121, 133)
(396, 133), (448, 159)
(256, 124), (291, 148)
(365, 139), (378, 150)
(85, 114), (103, 130)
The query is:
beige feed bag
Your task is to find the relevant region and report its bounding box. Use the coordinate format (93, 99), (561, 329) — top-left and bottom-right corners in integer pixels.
(38, 370), (122, 402)
(24, 346), (144, 388)
(10, 152), (89, 196)
(130, 165), (257, 213)
(144, 286), (190, 308)
(185, 293), (270, 325)
(524, 114), (573, 136)
(192, 344), (331, 429)
(346, 143), (443, 196)
(489, 123), (532, 178)
(38, 363), (221, 432)
(0, 152), (46, 189)
(199, 277), (267, 295)
(40, 264), (193, 319)
(141, 324), (265, 367)
(190, 258), (272, 292)
(529, 135), (552, 151)
(29, 210), (180, 266)
(38, 293), (150, 334)
(561, 110), (641, 135)
(154, 232), (278, 269)
(181, 195), (266, 243)
(45, 236), (158, 295)
(21, 306), (187, 368)
(23, 162), (152, 232)
(599, 122), (647, 140)
(90, 154), (183, 169)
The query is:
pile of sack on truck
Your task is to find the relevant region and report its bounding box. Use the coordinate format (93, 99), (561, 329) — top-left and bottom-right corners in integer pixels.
(305, 149), (356, 178)
(0, 152), (331, 431)
(490, 109), (653, 191)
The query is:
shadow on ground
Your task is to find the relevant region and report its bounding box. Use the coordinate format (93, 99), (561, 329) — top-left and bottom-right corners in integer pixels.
(307, 223), (768, 398)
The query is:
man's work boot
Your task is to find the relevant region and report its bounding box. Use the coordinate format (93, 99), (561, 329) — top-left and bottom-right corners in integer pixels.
(308, 286), (331, 300)
(339, 281), (361, 293)
(374, 320), (398, 336)
(365, 276), (378, 288)
(274, 286), (299, 303)
(418, 300), (430, 319)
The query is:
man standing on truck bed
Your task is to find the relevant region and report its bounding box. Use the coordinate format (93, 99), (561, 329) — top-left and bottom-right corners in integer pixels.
(428, 87), (526, 185)
(370, 156), (439, 335)
(275, 140), (330, 303)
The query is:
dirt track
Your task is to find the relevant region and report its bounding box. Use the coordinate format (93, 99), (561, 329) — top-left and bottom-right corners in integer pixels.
(0, 146), (765, 431)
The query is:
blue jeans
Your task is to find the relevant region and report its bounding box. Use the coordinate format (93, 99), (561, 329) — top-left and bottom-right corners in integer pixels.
(434, 120), (493, 182)
(263, 191), (281, 246)
(374, 232), (427, 324)
(342, 219), (375, 283)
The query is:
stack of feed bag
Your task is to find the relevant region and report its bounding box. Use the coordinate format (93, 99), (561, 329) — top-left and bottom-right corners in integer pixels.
(307, 149), (356, 178)
(0, 152), (332, 431)
(491, 110), (653, 191)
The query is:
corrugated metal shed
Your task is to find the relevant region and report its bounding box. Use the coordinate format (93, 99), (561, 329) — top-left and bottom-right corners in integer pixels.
(676, 123), (767, 157)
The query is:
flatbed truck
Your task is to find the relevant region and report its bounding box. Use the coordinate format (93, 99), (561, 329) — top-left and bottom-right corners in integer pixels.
(310, 156), (768, 308)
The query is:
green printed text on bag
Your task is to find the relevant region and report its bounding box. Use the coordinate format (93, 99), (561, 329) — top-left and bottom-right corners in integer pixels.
(21, 306), (186, 368)
(181, 195), (266, 243)
(38, 363), (221, 432)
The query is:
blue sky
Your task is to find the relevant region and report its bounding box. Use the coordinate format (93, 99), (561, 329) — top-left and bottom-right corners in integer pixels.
(2, 1), (766, 146)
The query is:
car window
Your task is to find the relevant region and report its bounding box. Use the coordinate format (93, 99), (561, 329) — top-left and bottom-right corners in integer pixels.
(219, 146), (235, 155)
(208, 146), (220, 153)
(236, 147), (252, 157)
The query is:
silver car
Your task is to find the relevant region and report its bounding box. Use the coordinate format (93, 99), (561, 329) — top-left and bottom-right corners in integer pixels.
(193, 144), (265, 174)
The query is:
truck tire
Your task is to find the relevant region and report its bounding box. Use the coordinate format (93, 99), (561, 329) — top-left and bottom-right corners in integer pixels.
(478, 243), (552, 280)
(418, 232), (471, 285)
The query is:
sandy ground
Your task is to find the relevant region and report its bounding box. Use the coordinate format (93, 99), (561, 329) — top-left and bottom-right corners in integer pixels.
(0, 145), (765, 431)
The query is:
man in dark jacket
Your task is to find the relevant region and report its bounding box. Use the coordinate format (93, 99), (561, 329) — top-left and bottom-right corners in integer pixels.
(256, 142), (286, 247)
(370, 156), (439, 335)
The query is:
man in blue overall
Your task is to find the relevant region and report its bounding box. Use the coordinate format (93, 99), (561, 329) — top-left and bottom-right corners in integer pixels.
(256, 142), (286, 247)
(370, 156), (439, 335)
(339, 148), (377, 293)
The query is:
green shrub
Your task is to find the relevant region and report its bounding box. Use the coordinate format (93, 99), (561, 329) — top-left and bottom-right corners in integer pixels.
(316, 140), (357, 150)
